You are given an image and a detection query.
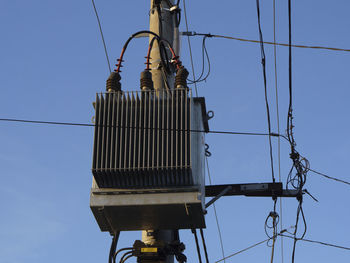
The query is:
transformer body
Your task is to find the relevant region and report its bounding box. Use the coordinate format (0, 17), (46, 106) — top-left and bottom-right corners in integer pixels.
(90, 89), (208, 232)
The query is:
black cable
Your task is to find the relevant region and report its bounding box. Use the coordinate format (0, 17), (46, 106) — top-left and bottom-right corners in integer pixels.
(120, 253), (134, 263)
(215, 238), (270, 263)
(206, 157), (226, 262)
(91, 0), (111, 73)
(183, 0), (198, 96)
(265, 200), (279, 240)
(199, 229), (210, 263)
(113, 248), (133, 263)
(279, 234), (350, 251)
(291, 198), (307, 263)
(307, 168), (350, 186)
(188, 36), (211, 83)
(256, 0), (275, 183)
(109, 233), (119, 263)
(187, 36), (211, 84)
(183, 32), (350, 53)
(192, 229), (203, 263)
(0, 118), (285, 138)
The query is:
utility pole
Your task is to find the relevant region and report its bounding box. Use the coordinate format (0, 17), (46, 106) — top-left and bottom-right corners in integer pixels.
(142, 1), (177, 262)
(149, 0), (177, 91)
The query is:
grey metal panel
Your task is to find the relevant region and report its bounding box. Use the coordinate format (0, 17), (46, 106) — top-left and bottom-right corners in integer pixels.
(90, 189), (206, 231)
(92, 89), (206, 190)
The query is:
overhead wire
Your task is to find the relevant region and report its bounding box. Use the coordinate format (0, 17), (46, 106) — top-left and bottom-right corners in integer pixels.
(279, 234), (350, 251)
(215, 238), (271, 263)
(255, 0), (275, 183)
(182, 0), (198, 96)
(272, 0), (284, 261)
(184, 33), (350, 53)
(91, 0), (112, 73)
(206, 157), (226, 263)
(307, 168), (350, 186)
(0, 117), (285, 138)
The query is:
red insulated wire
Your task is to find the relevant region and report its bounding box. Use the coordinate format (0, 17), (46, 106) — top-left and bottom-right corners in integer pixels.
(145, 37), (158, 70)
(114, 30), (180, 73)
(115, 48), (126, 73)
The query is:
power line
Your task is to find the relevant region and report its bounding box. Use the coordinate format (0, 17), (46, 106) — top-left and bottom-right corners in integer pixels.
(91, 0), (112, 73)
(308, 168), (350, 186)
(183, 32), (350, 53)
(272, 0), (284, 261)
(182, 0), (198, 96)
(279, 234), (350, 251)
(0, 118), (283, 138)
(256, 0), (275, 183)
(215, 238), (270, 263)
(206, 157), (226, 263)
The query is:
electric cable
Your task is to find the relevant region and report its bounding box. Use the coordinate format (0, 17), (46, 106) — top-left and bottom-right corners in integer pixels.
(216, 228), (295, 263)
(307, 168), (350, 186)
(120, 253), (134, 263)
(182, 0), (198, 96)
(192, 229), (203, 263)
(199, 229), (210, 263)
(114, 30), (177, 73)
(291, 197), (307, 263)
(113, 248), (133, 263)
(264, 200), (279, 263)
(272, 0), (284, 261)
(145, 36), (158, 70)
(109, 232), (120, 263)
(279, 234), (350, 251)
(215, 238), (270, 263)
(183, 32), (350, 53)
(270, 217), (277, 263)
(0, 118), (285, 138)
(256, 0), (276, 183)
(283, 3), (311, 262)
(206, 157), (226, 263)
(187, 35), (211, 84)
(91, 0), (111, 73)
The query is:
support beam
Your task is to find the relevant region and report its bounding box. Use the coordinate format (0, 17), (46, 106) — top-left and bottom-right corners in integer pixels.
(205, 182), (300, 198)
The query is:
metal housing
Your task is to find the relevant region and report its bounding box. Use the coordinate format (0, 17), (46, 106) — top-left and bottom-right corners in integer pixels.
(90, 89), (208, 232)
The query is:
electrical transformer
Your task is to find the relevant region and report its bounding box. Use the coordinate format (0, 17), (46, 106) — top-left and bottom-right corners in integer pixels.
(90, 89), (209, 232)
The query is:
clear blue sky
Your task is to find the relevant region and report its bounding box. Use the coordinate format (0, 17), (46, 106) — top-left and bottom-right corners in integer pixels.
(1, 1), (349, 262)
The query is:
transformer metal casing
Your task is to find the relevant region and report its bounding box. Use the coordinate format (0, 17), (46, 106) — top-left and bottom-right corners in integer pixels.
(90, 89), (208, 232)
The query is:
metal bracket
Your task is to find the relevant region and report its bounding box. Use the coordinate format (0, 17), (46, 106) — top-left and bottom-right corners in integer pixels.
(205, 186), (232, 208)
(205, 182), (300, 198)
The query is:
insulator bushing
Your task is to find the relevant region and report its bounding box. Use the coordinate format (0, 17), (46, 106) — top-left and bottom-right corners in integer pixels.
(140, 70), (153, 91)
(175, 67), (189, 89)
(106, 72), (121, 92)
